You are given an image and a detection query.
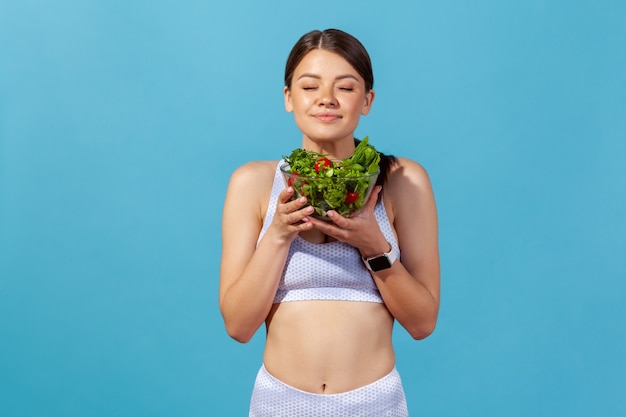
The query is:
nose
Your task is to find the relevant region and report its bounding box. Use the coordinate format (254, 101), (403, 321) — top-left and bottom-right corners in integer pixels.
(318, 86), (337, 107)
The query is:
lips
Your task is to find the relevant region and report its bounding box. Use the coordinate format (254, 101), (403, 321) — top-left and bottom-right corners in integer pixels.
(313, 113), (341, 122)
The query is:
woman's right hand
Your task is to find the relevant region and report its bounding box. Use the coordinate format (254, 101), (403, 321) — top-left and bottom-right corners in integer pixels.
(268, 187), (315, 243)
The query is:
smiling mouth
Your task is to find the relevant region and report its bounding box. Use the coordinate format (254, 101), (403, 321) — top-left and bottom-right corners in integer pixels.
(314, 113), (341, 122)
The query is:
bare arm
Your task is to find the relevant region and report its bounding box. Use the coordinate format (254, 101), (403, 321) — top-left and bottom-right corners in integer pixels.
(309, 158), (440, 339)
(219, 162), (315, 343)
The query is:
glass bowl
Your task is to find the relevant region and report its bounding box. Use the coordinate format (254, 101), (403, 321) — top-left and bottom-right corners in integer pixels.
(280, 163), (379, 220)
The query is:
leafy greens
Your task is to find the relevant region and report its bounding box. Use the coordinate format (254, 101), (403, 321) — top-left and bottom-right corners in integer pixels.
(282, 136), (381, 218)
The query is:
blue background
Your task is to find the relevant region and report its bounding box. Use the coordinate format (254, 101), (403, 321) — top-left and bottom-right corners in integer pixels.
(1, 1), (624, 416)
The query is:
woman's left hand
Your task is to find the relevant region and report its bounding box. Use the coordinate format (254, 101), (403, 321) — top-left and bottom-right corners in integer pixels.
(307, 185), (390, 257)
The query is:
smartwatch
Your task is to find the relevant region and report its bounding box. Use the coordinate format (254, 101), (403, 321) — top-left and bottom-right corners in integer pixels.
(362, 243), (397, 272)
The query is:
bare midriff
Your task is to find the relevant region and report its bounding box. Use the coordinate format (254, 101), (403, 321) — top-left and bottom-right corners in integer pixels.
(263, 299), (395, 394)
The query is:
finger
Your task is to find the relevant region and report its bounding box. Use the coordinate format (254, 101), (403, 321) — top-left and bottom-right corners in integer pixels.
(278, 186), (296, 204)
(280, 186), (313, 214)
(284, 196), (309, 214)
(284, 203), (314, 225)
(305, 217), (340, 240)
(325, 210), (350, 229)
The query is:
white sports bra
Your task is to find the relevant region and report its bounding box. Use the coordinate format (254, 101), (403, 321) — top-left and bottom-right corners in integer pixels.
(258, 161), (400, 303)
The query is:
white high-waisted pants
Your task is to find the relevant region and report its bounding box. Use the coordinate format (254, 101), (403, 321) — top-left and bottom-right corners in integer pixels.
(249, 365), (409, 417)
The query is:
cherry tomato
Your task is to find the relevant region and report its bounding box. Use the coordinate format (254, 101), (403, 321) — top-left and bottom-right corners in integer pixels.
(288, 172), (309, 196)
(345, 191), (359, 204)
(287, 171), (299, 187)
(314, 157), (332, 173)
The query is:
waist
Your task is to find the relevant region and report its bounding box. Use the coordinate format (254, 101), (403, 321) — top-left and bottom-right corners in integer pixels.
(263, 300), (395, 393)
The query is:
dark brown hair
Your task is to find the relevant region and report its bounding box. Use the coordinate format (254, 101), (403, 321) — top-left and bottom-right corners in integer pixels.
(285, 29), (396, 187)
(284, 29), (374, 91)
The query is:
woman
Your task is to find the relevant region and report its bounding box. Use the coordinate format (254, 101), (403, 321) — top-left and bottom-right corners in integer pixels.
(220, 29), (439, 416)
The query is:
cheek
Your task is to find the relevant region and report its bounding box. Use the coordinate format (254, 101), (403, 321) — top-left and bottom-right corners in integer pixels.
(293, 96), (313, 110)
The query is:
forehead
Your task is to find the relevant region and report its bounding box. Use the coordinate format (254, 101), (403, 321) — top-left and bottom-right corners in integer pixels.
(293, 49), (362, 81)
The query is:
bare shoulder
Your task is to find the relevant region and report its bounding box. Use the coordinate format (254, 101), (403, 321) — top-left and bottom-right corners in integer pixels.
(225, 160), (279, 221)
(227, 160), (278, 198)
(383, 156), (437, 235)
(385, 157), (435, 199)
(384, 157), (438, 268)
(229, 160), (278, 184)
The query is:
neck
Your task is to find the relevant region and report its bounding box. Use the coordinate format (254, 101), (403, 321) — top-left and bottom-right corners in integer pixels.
(301, 136), (356, 160)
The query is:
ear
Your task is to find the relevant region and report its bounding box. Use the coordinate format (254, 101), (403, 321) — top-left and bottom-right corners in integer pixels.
(361, 89), (375, 115)
(284, 86), (294, 112)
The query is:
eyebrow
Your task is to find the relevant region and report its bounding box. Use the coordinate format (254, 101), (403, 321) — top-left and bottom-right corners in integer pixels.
(296, 73), (360, 82)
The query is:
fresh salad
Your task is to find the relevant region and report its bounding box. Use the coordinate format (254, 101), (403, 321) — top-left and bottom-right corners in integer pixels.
(281, 136), (381, 218)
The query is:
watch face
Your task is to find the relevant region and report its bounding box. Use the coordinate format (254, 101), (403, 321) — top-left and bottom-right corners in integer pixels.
(368, 255), (392, 271)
